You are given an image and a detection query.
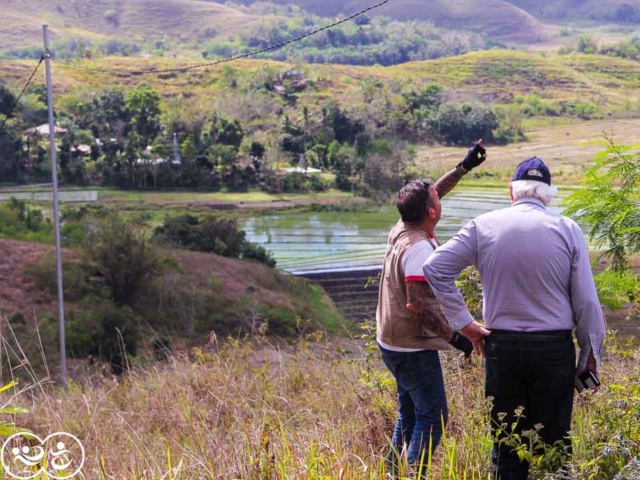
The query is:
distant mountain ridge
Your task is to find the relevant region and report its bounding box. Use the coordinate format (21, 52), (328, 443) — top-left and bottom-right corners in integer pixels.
(0, 0), (284, 49)
(1, 0), (640, 51)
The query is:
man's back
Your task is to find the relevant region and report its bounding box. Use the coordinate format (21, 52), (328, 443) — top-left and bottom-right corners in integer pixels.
(422, 158), (607, 480)
(474, 198), (582, 331)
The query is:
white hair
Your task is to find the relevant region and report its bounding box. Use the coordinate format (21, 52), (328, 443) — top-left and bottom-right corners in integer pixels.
(510, 180), (558, 206)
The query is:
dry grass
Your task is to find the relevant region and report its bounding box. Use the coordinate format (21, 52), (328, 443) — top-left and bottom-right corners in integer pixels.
(3, 51), (640, 114)
(0, 326), (637, 479)
(0, 0), (284, 49)
(414, 119), (640, 184)
(0, 239), (62, 317)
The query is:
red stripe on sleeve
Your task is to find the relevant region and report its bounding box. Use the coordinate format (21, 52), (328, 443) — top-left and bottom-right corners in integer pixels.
(405, 275), (427, 282)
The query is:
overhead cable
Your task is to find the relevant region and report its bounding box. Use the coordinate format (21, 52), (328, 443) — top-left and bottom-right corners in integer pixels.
(0, 55), (44, 135)
(56, 0), (391, 75)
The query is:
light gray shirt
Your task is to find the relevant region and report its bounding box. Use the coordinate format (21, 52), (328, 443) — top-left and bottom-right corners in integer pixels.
(423, 197), (606, 370)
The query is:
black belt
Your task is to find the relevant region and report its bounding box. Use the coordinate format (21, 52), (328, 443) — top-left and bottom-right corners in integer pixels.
(488, 329), (572, 341)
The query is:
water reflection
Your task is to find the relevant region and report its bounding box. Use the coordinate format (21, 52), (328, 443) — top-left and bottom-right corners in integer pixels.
(242, 188), (572, 273)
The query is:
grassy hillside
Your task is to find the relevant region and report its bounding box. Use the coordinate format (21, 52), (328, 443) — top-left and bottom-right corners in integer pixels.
(3, 331), (639, 478)
(263, 0), (555, 42)
(3, 50), (640, 109)
(510, 0), (640, 21)
(3, 0), (640, 60)
(0, 237), (346, 350)
(0, 0), (284, 49)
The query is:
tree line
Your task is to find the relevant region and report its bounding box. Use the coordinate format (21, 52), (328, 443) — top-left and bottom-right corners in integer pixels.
(1, 71), (527, 193)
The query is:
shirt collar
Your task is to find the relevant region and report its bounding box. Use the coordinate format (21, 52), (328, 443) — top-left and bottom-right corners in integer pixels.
(513, 197), (546, 209)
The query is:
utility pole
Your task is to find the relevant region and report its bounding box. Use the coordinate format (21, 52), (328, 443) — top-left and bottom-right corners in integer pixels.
(173, 132), (181, 164)
(43, 24), (68, 390)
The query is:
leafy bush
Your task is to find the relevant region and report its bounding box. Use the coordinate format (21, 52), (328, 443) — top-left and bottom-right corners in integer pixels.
(153, 214), (276, 267)
(242, 242), (276, 268)
(84, 217), (161, 305)
(104, 9), (119, 25)
(0, 200), (53, 243)
(594, 269), (640, 309)
(231, 15), (488, 66)
(564, 136), (640, 269)
(429, 102), (499, 145)
(493, 104), (527, 144)
(564, 136), (640, 318)
(455, 267), (484, 319)
(25, 252), (93, 302)
(65, 299), (138, 374)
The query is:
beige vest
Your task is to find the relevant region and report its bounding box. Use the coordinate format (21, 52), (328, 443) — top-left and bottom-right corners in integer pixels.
(376, 221), (452, 351)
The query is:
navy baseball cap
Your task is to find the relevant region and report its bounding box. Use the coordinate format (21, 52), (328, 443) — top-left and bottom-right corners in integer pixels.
(512, 157), (551, 185)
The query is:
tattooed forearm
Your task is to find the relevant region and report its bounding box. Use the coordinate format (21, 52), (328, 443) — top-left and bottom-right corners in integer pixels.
(434, 165), (466, 199)
(406, 281), (453, 340)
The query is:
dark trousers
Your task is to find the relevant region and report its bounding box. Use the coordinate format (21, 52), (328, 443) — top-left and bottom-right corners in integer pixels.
(379, 345), (448, 469)
(485, 330), (576, 480)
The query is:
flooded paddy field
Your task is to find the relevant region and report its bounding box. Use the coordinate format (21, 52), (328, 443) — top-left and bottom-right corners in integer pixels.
(243, 186), (570, 274)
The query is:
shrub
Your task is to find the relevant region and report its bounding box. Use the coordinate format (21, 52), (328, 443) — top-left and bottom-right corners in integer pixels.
(65, 299), (138, 375)
(84, 217), (161, 305)
(153, 214), (276, 267)
(25, 252), (93, 302)
(104, 9), (119, 25)
(0, 200), (53, 243)
(429, 102), (499, 145)
(242, 242), (277, 268)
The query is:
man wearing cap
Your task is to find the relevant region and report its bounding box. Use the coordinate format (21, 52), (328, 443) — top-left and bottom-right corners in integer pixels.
(423, 157), (606, 480)
(376, 141), (487, 473)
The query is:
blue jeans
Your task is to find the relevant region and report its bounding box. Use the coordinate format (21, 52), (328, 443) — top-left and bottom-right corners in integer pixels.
(379, 345), (448, 469)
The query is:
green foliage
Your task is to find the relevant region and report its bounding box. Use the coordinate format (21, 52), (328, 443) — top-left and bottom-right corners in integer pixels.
(104, 9), (119, 25)
(405, 84), (443, 116)
(216, 15), (489, 66)
(455, 267), (484, 319)
(153, 214), (276, 267)
(561, 36), (640, 61)
(493, 104), (527, 144)
(0, 382), (27, 436)
(429, 102), (499, 145)
(564, 136), (640, 270)
(600, 36), (640, 61)
(0, 82), (16, 116)
(562, 100), (598, 120)
(64, 298), (138, 374)
(25, 252), (94, 302)
(564, 136), (640, 315)
(126, 83), (162, 147)
(577, 37), (599, 55)
(0, 200), (53, 243)
(84, 216), (161, 305)
(257, 305), (299, 336)
(594, 269), (640, 309)
(211, 116), (244, 149)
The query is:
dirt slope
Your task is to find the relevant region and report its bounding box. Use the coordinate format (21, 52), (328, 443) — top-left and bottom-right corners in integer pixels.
(0, 238), (311, 319)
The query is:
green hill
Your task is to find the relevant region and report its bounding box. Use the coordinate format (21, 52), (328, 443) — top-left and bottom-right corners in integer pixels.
(509, 0), (640, 22)
(0, 0), (285, 49)
(3, 0), (640, 54)
(258, 0), (555, 42)
(3, 50), (639, 108)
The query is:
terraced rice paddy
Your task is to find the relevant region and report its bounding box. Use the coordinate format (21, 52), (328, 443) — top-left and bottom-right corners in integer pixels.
(415, 120), (640, 181)
(243, 186), (571, 274)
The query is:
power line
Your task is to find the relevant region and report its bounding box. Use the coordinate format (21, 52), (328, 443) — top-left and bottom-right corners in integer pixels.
(0, 55), (44, 135)
(57, 0), (391, 75)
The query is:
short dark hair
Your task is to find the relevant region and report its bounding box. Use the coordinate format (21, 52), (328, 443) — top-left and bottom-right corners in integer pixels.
(394, 178), (434, 223)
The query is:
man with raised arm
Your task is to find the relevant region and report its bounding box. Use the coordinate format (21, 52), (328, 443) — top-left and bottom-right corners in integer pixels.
(423, 157), (606, 480)
(376, 140), (487, 473)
